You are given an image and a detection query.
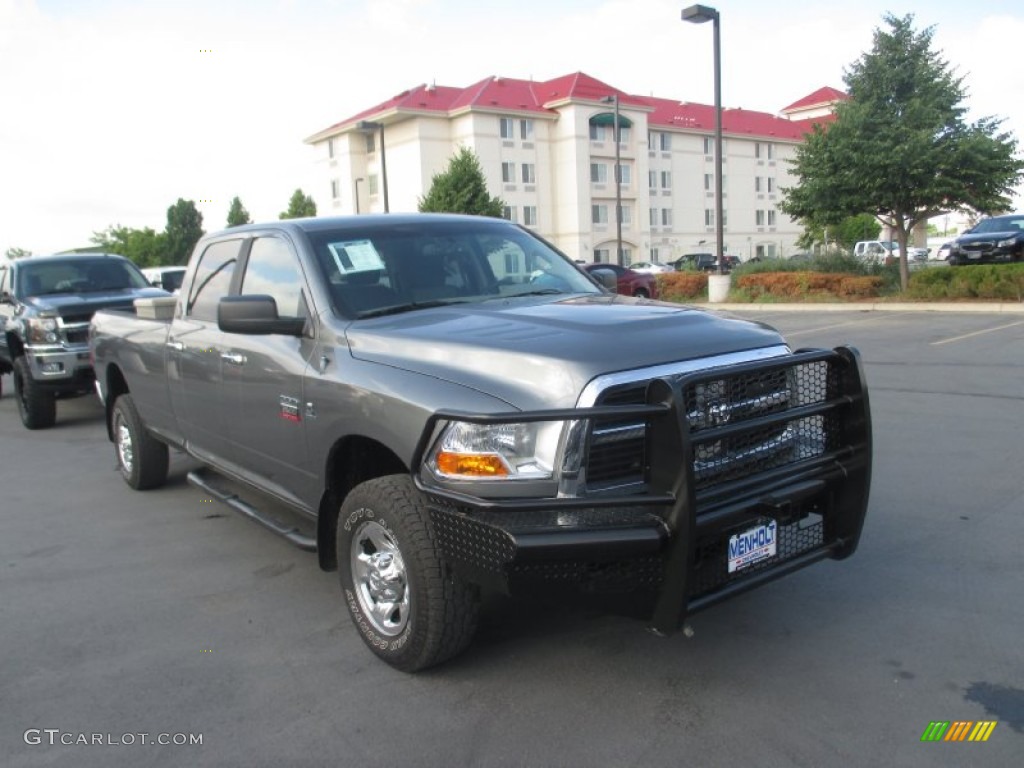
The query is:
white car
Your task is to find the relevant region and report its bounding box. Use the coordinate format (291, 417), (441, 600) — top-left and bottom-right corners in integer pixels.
(628, 261), (672, 274)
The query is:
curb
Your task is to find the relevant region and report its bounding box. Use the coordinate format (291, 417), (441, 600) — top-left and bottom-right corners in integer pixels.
(700, 302), (1024, 313)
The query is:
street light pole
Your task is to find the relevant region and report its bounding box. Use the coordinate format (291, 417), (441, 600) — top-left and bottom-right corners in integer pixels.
(682, 4), (723, 276)
(601, 94), (624, 266)
(354, 177), (363, 214)
(356, 120), (389, 213)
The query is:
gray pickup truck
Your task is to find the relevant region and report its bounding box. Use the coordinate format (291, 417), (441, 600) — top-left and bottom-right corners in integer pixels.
(0, 253), (168, 428)
(90, 214), (872, 671)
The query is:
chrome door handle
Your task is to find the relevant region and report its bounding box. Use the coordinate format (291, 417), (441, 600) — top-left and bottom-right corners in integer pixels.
(166, 340), (184, 351)
(220, 352), (247, 366)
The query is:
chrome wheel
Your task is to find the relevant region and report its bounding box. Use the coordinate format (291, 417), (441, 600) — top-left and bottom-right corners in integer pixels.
(350, 519), (409, 637)
(115, 412), (134, 474)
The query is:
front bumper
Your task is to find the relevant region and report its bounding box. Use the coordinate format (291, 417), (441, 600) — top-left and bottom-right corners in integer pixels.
(23, 344), (95, 391)
(413, 346), (872, 635)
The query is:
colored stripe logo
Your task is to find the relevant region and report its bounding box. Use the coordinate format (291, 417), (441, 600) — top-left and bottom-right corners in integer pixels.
(921, 721), (997, 742)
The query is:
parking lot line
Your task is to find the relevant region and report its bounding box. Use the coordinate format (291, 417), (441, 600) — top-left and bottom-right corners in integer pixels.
(783, 315), (895, 338)
(930, 320), (1024, 346)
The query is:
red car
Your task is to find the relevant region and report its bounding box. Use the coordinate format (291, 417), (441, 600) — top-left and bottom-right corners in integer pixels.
(583, 263), (659, 299)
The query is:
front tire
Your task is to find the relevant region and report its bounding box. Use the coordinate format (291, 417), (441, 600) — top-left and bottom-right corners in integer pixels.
(13, 356), (56, 430)
(111, 393), (169, 490)
(337, 476), (480, 672)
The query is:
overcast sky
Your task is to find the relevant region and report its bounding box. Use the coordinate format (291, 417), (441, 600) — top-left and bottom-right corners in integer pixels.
(2, 0), (1022, 254)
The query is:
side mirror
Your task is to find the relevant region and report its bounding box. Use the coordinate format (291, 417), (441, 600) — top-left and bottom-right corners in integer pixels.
(590, 268), (618, 291)
(218, 295), (305, 336)
(0, 290), (13, 305)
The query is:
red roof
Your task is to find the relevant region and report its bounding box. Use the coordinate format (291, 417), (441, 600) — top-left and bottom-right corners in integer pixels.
(781, 86), (848, 114)
(307, 72), (832, 142)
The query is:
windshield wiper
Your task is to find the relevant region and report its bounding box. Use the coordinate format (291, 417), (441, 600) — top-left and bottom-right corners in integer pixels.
(357, 299), (470, 319)
(504, 288), (565, 297)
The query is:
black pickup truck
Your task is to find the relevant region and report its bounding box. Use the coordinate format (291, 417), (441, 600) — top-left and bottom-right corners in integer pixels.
(90, 214), (872, 671)
(0, 254), (168, 428)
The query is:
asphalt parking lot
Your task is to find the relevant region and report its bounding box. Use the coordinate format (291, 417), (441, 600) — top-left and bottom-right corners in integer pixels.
(2, 309), (1022, 768)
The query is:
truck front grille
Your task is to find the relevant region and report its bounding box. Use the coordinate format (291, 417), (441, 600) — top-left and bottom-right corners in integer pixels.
(585, 358), (840, 496)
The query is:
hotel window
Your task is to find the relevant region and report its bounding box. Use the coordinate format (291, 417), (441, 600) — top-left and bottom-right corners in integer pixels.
(523, 206), (538, 226)
(755, 176), (763, 192)
(618, 165), (632, 186)
(368, 175), (379, 195)
(649, 208), (658, 226)
(648, 170), (657, 189)
(330, 179), (340, 200)
(589, 123), (608, 141)
(647, 131), (657, 151)
(503, 206), (517, 222)
(521, 163), (536, 184)
(617, 126), (631, 144)
(767, 210), (777, 226)
(519, 119), (534, 140)
(501, 162), (515, 183)
(660, 171), (671, 189)
(650, 247), (660, 261)
(327, 138), (335, 159)
(594, 248), (610, 262)
(704, 136), (714, 154)
(591, 163), (608, 183)
(704, 173), (713, 191)
(592, 205), (609, 224)
(364, 132), (376, 153)
(621, 205), (631, 225)
(767, 177), (776, 193)
(705, 209), (714, 226)
(756, 210), (766, 226)
(662, 208), (673, 226)
(500, 117), (515, 139)
(660, 132), (671, 151)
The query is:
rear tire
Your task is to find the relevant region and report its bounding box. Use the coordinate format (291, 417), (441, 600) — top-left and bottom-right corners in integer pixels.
(112, 393), (169, 490)
(13, 356), (56, 430)
(337, 475), (480, 672)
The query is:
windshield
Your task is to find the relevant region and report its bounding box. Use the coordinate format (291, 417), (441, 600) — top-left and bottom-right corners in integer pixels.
(17, 258), (150, 297)
(972, 216), (1024, 234)
(306, 218), (601, 317)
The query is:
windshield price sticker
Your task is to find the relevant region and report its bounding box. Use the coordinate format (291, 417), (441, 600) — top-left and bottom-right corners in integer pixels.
(328, 240), (385, 274)
(728, 520), (778, 573)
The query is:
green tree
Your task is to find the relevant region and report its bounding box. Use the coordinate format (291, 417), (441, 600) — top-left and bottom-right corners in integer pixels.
(781, 14), (1023, 290)
(797, 213), (881, 252)
(418, 146), (505, 216)
(164, 199), (205, 265)
(279, 189), (317, 219)
(226, 196), (252, 227)
(90, 225), (168, 268)
(5, 247), (32, 260)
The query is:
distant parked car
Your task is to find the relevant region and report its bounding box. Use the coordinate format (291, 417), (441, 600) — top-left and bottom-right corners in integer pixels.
(670, 253), (716, 272)
(934, 242), (952, 261)
(583, 263), (659, 299)
(946, 214), (1024, 265)
(629, 261), (672, 275)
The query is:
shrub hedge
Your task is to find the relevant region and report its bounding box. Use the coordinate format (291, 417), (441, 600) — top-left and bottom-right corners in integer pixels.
(734, 272), (884, 300)
(906, 263), (1024, 301)
(656, 272), (708, 301)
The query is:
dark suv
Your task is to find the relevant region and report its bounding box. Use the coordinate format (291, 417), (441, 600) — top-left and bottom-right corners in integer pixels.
(0, 253), (167, 428)
(947, 214), (1024, 265)
(671, 253), (738, 272)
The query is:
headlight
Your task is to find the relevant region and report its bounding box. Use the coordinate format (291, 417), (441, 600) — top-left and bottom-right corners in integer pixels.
(428, 420), (564, 480)
(25, 317), (59, 344)
(997, 237), (1016, 248)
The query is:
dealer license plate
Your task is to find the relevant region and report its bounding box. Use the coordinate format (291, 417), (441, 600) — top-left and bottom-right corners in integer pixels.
(728, 520), (778, 573)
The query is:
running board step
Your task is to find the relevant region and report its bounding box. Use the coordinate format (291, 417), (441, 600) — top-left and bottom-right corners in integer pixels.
(187, 469), (317, 552)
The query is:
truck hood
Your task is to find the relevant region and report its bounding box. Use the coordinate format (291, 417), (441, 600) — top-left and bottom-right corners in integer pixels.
(344, 295), (785, 410)
(23, 288), (170, 320)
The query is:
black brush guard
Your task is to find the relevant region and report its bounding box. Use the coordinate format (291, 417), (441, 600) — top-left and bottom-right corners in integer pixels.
(412, 346), (872, 635)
